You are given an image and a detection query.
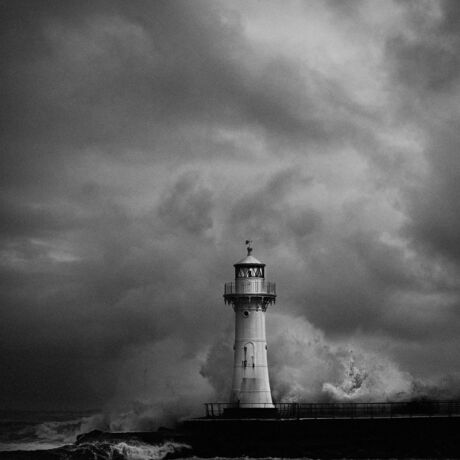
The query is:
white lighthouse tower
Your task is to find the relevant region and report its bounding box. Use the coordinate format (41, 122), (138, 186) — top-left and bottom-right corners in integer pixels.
(224, 241), (276, 410)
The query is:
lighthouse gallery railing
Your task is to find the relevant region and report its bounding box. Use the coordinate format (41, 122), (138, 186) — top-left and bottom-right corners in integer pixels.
(204, 401), (460, 419)
(224, 281), (276, 295)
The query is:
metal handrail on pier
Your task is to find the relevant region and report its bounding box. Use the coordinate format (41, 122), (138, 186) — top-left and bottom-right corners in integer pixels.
(204, 401), (460, 419)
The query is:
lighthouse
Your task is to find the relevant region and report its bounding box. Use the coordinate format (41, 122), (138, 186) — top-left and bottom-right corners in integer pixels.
(224, 241), (276, 409)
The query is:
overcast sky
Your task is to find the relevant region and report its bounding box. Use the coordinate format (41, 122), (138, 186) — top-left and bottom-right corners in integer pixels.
(1, 0), (460, 421)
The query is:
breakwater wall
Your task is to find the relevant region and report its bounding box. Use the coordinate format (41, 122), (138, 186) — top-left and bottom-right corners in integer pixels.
(183, 416), (460, 458)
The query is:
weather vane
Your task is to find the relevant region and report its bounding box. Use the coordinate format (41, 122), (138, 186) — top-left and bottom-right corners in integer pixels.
(245, 240), (253, 256)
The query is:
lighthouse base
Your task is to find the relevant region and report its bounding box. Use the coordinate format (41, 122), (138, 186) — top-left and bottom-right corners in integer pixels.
(223, 407), (278, 419)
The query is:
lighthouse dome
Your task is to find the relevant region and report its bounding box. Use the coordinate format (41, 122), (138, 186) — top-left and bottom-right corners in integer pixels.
(234, 254), (264, 266)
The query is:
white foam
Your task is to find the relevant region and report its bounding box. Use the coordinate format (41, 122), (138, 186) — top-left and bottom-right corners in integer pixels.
(110, 441), (190, 460)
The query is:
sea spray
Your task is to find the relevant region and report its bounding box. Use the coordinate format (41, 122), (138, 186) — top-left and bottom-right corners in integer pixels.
(322, 351), (413, 400)
(110, 441), (191, 460)
(203, 312), (460, 403)
(0, 412), (108, 452)
(33, 413), (109, 445)
(0, 438), (191, 459)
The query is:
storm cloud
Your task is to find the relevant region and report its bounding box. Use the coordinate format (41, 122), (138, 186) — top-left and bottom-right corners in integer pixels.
(1, 0), (460, 418)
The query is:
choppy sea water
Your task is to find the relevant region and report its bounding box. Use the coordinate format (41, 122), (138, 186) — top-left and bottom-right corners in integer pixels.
(0, 411), (193, 459)
(0, 410), (99, 451)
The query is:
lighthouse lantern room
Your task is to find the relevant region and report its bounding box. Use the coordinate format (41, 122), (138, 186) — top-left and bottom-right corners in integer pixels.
(224, 241), (276, 409)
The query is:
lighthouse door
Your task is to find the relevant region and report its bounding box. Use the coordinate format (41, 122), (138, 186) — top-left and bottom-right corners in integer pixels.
(242, 342), (255, 370)
(240, 341), (262, 406)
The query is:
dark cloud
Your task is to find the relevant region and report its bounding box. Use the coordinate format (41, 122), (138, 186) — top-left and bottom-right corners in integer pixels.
(385, 0), (460, 269)
(388, 0), (460, 92)
(158, 172), (213, 235)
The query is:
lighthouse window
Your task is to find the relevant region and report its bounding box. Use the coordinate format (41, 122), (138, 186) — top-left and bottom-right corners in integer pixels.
(236, 267), (264, 278)
(243, 310), (249, 317)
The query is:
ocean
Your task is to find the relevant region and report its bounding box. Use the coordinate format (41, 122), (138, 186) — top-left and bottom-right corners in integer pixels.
(0, 407), (199, 460)
(0, 410), (195, 459)
(0, 410), (85, 451)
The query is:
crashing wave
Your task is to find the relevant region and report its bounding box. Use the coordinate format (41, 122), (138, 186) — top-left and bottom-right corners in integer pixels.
(0, 440), (191, 459)
(110, 441), (190, 460)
